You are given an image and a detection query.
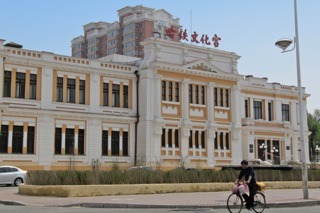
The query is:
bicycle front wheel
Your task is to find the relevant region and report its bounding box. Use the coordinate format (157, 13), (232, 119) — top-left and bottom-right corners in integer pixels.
(252, 191), (266, 213)
(227, 193), (243, 213)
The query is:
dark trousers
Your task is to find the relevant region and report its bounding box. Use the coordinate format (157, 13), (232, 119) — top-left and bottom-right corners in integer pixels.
(242, 183), (256, 207)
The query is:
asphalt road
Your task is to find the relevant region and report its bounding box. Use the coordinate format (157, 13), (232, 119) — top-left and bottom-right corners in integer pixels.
(0, 205), (320, 213)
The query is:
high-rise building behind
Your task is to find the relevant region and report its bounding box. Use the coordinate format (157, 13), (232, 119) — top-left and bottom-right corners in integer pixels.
(71, 5), (180, 59)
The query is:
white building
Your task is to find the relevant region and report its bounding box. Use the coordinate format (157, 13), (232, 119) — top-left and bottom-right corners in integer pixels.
(0, 38), (309, 171)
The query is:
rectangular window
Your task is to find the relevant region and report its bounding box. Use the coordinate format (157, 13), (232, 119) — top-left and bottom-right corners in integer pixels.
(254, 101), (263, 119)
(161, 128), (166, 147)
(15, 72), (26, 98)
(112, 84), (120, 107)
(123, 85), (129, 108)
(55, 128), (62, 154)
(27, 126), (35, 154)
(168, 129), (172, 147)
(111, 131), (119, 155)
(219, 132), (224, 149)
(245, 99), (249, 118)
(174, 129), (179, 147)
(12, 126), (23, 154)
(65, 128), (75, 155)
(201, 131), (206, 148)
(29, 74), (37, 100)
(282, 104), (290, 121)
(226, 89), (229, 107)
(201, 86), (205, 105)
(0, 125), (9, 153)
(225, 133), (230, 150)
(79, 80), (85, 104)
(175, 82), (180, 102)
(195, 85), (199, 104)
(78, 129), (85, 155)
(3, 71), (11, 97)
(102, 130), (108, 155)
(189, 130), (193, 148)
(220, 89), (224, 106)
(103, 83), (109, 106)
(162, 81), (166, 101)
(214, 88), (218, 106)
(189, 85), (193, 103)
(268, 102), (272, 121)
(122, 132), (128, 156)
(195, 131), (199, 148)
(67, 78), (76, 103)
(214, 132), (218, 149)
(169, 82), (173, 101)
(56, 77), (63, 102)
(249, 144), (254, 153)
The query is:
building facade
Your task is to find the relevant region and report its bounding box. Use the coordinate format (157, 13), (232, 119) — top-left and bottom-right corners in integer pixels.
(0, 37), (309, 171)
(71, 5), (180, 59)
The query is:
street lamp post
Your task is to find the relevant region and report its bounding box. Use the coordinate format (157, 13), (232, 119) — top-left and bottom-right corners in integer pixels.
(275, 0), (308, 199)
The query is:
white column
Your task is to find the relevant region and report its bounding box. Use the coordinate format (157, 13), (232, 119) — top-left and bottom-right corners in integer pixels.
(108, 134), (111, 154)
(62, 132), (66, 152)
(23, 130), (27, 149)
(182, 79), (190, 120)
(232, 85), (241, 125)
(8, 130), (13, 148)
(249, 98), (254, 118)
(154, 75), (162, 119)
(74, 133), (78, 150)
(264, 100), (268, 121)
(120, 135), (123, 155)
(207, 82), (215, 123)
(274, 98), (282, 122)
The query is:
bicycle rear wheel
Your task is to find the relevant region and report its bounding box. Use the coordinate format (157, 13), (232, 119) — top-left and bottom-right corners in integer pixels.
(227, 193), (243, 213)
(252, 191), (266, 213)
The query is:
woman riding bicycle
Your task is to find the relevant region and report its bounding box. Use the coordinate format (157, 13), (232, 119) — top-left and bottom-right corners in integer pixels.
(235, 160), (257, 210)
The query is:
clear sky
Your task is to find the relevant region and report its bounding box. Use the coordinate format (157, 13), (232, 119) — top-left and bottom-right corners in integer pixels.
(1, 0), (319, 113)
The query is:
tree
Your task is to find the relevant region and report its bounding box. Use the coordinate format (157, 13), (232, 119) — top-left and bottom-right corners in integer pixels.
(307, 109), (320, 161)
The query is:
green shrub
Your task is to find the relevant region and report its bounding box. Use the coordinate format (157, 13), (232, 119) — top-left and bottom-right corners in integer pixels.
(25, 168), (320, 185)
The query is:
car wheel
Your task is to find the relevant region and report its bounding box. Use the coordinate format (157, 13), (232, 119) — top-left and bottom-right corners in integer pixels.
(14, 178), (23, 186)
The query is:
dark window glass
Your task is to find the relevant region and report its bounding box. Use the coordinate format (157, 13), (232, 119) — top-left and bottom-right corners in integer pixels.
(254, 101), (263, 119)
(220, 132), (224, 149)
(189, 130), (193, 148)
(123, 85), (128, 108)
(175, 82), (179, 102)
(12, 126), (23, 154)
(0, 125), (9, 153)
(15, 72), (25, 98)
(78, 129), (85, 155)
(195, 131), (199, 148)
(189, 84), (193, 103)
(168, 129), (172, 148)
(102, 130), (108, 156)
(67, 78), (76, 103)
(220, 89), (224, 107)
(27, 126), (35, 154)
(112, 84), (120, 107)
(268, 102), (272, 121)
(169, 82), (173, 101)
(225, 133), (230, 150)
(201, 86), (205, 105)
(111, 131), (119, 155)
(226, 89), (229, 107)
(201, 131), (205, 148)
(162, 81), (166, 101)
(174, 129), (179, 147)
(195, 85), (199, 104)
(55, 128), (62, 154)
(214, 88), (218, 106)
(122, 132), (128, 156)
(29, 74), (37, 100)
(56, 77), (63, 102)
(3, 71), (11, 97)
(79, 80), (85, 104)
(65, 128), (75, 155)
(161, 128), (166, 147)
(245, 99), (249, 118)
(103, 83), (109, 106)
(214, 132), (218, 149)
(282, 104), (290, 121)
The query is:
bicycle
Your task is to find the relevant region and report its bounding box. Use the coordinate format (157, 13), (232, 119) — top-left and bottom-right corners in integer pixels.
(227, 184), (266, 213)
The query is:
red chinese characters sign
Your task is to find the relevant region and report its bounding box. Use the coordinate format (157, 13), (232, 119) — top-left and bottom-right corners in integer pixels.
(165, 27), (221, 48)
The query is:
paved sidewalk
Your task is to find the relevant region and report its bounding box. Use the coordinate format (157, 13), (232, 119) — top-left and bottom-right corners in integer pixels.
(0, 187), (320, 209)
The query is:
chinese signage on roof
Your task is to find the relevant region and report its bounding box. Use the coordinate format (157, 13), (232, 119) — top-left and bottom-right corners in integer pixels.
(165, 26), (221, 47)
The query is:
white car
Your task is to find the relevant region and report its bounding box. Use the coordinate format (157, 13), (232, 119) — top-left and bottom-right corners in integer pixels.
(0, 166), (27, 186)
